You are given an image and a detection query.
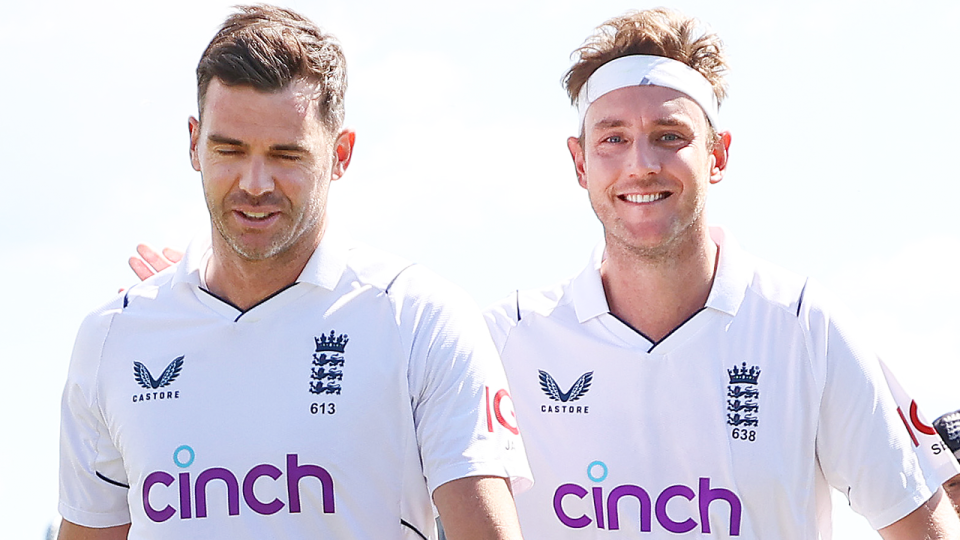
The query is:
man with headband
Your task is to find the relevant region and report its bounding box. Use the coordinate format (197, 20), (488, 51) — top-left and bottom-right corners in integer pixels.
(57, 5), (529, 539)
(122, 6), (960, 538)
(484, 8), (960, 538)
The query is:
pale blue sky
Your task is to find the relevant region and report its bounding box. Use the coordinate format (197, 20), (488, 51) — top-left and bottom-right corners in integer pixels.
(2, 0), (958, 537)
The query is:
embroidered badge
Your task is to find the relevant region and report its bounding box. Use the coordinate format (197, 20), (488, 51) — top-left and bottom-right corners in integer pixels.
(726, 362), (760, 441)
(538, 370), (592, 415)
(134, 356), (184, 389)
(132, 356), (184, 403)
(310, 331), (348, 395)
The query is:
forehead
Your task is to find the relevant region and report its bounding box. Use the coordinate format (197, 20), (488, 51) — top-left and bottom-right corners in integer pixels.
(201, 79), (326, 142)
(584, 85), (710, 132)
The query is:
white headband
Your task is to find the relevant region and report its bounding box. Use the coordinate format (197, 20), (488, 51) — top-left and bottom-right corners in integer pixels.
(576, 55), (720, 130)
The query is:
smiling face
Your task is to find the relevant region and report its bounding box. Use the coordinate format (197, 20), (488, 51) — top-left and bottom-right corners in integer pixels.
(190, 78), (353, 264)
(569, 85), (729, 260)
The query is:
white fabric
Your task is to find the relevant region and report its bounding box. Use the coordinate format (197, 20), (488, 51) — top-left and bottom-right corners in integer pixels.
(485, 227), (957, 539)
(60, 227), (531, 539)
(577, 55), (721, 129)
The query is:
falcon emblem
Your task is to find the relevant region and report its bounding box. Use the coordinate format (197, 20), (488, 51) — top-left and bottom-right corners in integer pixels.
(134, 356), (184, 389)
(539, 370), (593, 403)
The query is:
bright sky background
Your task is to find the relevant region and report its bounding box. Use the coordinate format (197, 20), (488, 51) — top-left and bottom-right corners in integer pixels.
(2, 0), (958, 537)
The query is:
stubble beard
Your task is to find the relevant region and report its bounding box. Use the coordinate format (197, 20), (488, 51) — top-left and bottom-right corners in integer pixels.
(601, 184), (709, 266)
(207, 192), (326, 263)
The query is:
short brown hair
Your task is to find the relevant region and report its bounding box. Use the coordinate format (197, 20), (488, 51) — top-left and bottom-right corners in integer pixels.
(196, 4), (347, 132)
(564, 8), (728, 107)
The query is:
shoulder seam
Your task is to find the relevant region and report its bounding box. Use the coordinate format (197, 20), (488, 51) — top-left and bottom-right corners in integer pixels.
(384, 263), (417, 295)
(515, 290), (521, 322)
(796, 278), (809, 318)
(93, 309), (120, 485)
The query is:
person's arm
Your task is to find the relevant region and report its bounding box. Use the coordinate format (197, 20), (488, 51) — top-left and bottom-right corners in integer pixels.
(878, 488), (960, 539)
(57, 520), (129, 540)
(433, 476), (522, 540)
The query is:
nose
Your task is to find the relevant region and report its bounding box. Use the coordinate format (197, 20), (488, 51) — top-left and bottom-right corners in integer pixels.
(239, 157), (275, 196)
(627, 140), (661, 178)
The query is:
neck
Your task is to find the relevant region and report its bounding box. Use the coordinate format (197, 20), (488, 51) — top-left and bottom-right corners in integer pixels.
(600, 225), (718, 343)
(204, 228), (323, 312)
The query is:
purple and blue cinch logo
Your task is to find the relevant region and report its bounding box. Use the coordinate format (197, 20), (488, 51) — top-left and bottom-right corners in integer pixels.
(553, 461), (742, 535)
(142, 446), (335, 522)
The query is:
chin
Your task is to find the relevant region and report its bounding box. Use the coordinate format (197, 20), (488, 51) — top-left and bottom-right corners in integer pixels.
(226, 236), (291, 261)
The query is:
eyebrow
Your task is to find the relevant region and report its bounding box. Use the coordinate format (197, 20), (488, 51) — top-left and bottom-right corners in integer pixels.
(591, 116), (692, 130)
(270, 143), (309, 153)
(207, 134), (245, 147)
(592, 118), (627, 130)
(207, 134), (308, 153)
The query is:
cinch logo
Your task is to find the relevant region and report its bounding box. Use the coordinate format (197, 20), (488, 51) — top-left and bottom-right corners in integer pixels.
(553, 461), (742, 535)
(142, 447), (335, 522)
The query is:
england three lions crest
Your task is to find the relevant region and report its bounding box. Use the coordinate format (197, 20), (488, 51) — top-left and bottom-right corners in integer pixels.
(726, 362), (761, 441)
(310, 331), (348, 395)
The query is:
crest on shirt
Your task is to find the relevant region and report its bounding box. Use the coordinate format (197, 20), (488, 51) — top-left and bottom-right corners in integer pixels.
(726, 362), (761, 439)
(134, 356), (184, 389)
(131, 356), (184, 403)
(538, 370), (592, 414)
(540, 370), (593, 402)
(310, 330), (348, 395)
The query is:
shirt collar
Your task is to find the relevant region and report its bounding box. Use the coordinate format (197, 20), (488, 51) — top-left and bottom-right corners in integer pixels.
(571, 241), (609, 323)
(171, 221), (351, 292)
(295, 222), (350, 290)
(704, 226), (752, 317)
(171, 234), (208, 288)
(570, 226), (752, 323)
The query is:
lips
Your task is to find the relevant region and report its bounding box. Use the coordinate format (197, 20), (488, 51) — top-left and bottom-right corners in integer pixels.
(233, 208), (281, 227)
(239, 210), (274, 220)
(621, 192), (669, 204)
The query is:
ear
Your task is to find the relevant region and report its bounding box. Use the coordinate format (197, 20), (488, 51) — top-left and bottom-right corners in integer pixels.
(188, 117), (201, 172)
(709, 131), (732, 185)
(331, 129), (356, 181)
(567, 136), (587, 189)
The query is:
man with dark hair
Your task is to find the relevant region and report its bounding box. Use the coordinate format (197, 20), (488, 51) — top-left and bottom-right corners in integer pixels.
(484, 8), (960, 539)
(57, 6), (529, 539)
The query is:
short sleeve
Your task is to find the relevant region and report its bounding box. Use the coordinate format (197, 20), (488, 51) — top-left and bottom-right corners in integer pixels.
(390, 267), (532, 496)
(482, 292), (520, 354)
(878, 361), (960, 492)
(809, 285), (957, 529)
(59, 301), (132, 527)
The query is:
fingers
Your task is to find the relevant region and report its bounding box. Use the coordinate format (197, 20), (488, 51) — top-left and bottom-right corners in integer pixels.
(161, 248), (184, 263)
(136, 244), (173, 273)
(129, 244), (184, 283)
(129, 256), (157, 281)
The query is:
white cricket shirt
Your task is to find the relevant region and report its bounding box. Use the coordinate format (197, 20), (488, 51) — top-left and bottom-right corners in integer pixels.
(485, 227), (956, 539)
(60, 227), (531, 539)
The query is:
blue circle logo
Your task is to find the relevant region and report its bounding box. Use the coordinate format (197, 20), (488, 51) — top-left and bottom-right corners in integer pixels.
(587, 460), (608, 482)
(173, 445), (195, 468)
